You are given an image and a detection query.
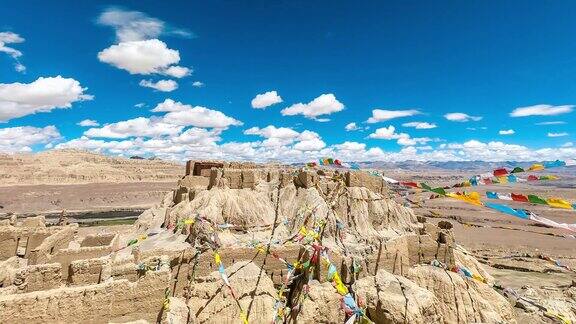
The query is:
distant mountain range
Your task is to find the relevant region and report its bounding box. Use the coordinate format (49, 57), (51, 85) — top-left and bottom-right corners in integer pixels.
(355, 160), (537, 171)
(295, 160), (574, 172)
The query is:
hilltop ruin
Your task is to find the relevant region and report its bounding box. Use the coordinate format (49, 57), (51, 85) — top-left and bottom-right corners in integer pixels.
(0, 161), (516, 323)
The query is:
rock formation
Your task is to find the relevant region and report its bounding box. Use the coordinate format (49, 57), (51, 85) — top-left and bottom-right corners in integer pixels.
(0, 160), (529, 323)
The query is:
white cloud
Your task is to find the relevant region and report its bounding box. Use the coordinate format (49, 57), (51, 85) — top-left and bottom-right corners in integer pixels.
(192, 81), (204, 87)
(281, 93), (344, 119)
(251, 91), (283, 109)
(444, 112), (482, 122)
(14, 63), (26, 73)
(244, 125), (299, 139)
(510, 104), (573, 117)
(367, 109), (420, 123)
(0, 76), (93, 122)
(53, 128), (576, 164)
(0, 31), (26, 72)
(294, 138), (326, 151)
(84, 117), (183, 139)
(0, 32), (24, 51)
(98, 39), (181, 75)
(84, 100), (241, 140)
(334, 141), (366, 151)
(345, 122), (359, 131)
(139, 79), (178, 92)
(562, 142), (573, 148)
(0, 125), (60, 152)
(402, 121), (437, 129)
(97, 7), (192, 43)
(77, 119), (100, 127)
(151, 98), (187, 112)
(134, 102), (146, 108)
(151, 99), (242, 128)
(396, 136), (432, 146)
(244, 125), (324, 148)
(173, 127), (221, 146)
(368, 125), (431, 146)
(535, 121), (566, 125)
(56, 136), (135, 153)
(498, 129), (515, 135)
(547, 132), (568, 137)
(368, 126), (399, 139)
(298, 130), (320, 141)
(163, 66), (191, 78)
(97, 8), (192, 78)
(161, 107), (242, 129)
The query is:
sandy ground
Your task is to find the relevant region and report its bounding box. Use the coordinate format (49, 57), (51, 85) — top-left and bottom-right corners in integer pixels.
(0, 181), (176, 218)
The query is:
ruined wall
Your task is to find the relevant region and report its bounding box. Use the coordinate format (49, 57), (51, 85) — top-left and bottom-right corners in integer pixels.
(27, 224), (77, 265)
(0, 268), (171, 323)
(0, 225), (63, 261)
(20, 216), (46, 228)
(80, 233), (116, 247)
(180, 160), (389, 198)
(12, 263), (62, 293)
(68, 257), (111, 286)
(50, 245), (113, 279)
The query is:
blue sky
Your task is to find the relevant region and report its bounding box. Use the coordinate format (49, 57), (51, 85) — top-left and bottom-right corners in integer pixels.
(0, 1), (574, 162)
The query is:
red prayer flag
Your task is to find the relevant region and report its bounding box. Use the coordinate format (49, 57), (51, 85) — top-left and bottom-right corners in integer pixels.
(493, 168), (508, 176)
(527, 175), (538, 181)
(401, 182), (419, 188)
(511, 193), (529, 202)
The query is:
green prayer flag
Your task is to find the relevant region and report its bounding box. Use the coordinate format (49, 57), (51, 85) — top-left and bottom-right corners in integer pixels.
(420, 183), (432, 191)
(528, 194), (547, 205)
(431, 187), (446, 195)
(511, 167), (525, 173)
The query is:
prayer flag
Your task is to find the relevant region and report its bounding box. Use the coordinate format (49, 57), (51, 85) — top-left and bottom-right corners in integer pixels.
(528, 195), (547, 205)
(546, 198), (573, 209)
(529, 163), (544, 171)
(486, 192), (498, 199)
(511, 193), (529, 202)
(493, 168), (508, 176)
(511, 167), (524, 173)
(543, 160), (566, 168)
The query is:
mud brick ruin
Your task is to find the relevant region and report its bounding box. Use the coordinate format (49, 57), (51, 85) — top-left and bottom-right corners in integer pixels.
(0, 160), (516, 323)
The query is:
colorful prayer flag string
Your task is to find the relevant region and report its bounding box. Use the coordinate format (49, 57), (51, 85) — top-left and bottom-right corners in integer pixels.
(486, 191), (575, 210)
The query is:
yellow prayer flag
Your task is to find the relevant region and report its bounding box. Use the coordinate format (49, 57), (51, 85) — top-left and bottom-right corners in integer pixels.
(547, 198), (573, 209)
(240, 311), (249, 324)
(333, 273), (349, 295)
(529, 163), (544, 171)
(446, 192), (483, 206)
(497, 176), (508, 184)
(472, 273), (486, 283)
